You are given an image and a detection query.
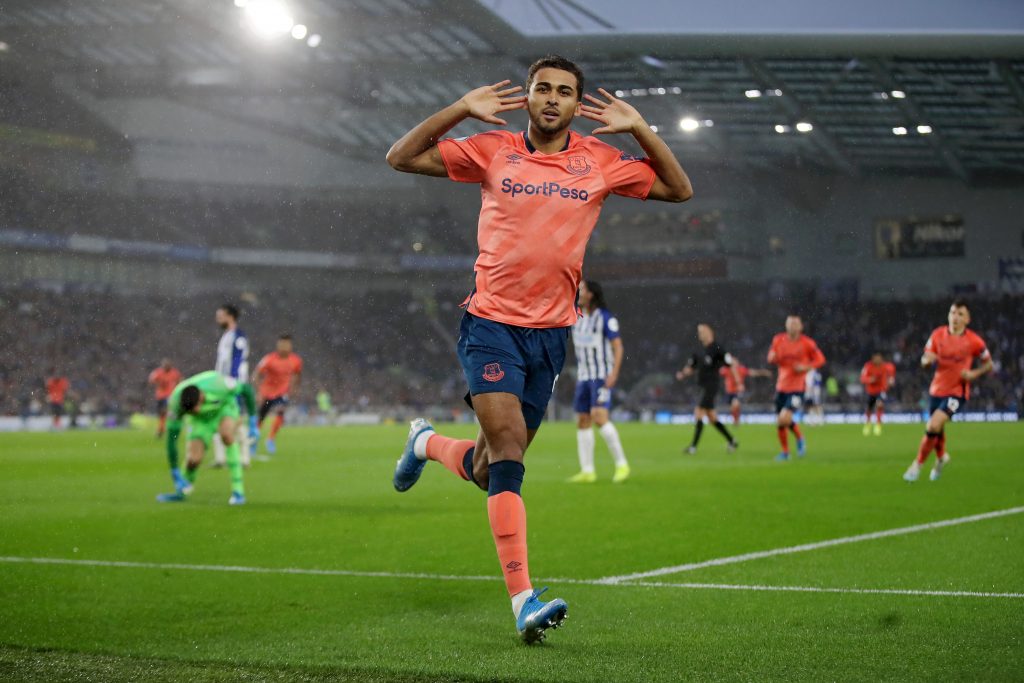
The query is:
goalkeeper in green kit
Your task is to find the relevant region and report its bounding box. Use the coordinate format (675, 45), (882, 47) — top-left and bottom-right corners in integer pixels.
(156, 371), (259, 505)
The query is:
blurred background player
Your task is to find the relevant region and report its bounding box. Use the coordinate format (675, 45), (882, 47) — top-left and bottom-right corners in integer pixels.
(45, 370), (69, 430)
(903, 300), (992, 483)
(860, 352), (896, 436)
(148, 358), (182, 438)
(568, 280), (629, 484)
(157, 370), (258, 505)
(386, 55), (692, 643)
(213, 304), (252, 468)
(802, 367), (825, 426)
(676, 324), (741, 454)
(252, 334), (303, 455)
(719, 361), (771, 425)
(767, 315), (826, 461)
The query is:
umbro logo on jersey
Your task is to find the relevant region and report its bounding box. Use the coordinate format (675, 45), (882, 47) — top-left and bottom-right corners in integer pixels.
(505, 154), (523, 165)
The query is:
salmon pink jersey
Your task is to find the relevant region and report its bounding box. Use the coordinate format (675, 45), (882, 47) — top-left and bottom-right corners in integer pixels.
(768, 334), (826, 393)
(257, 352), (303, 399)
(925, 326), (989, 399)
(438, 129), (656, 328)
(149, 367), (182, 400)
(46, 376), (69, 404)
(719, 363), (749, 394)
(860, 361), (895, 395)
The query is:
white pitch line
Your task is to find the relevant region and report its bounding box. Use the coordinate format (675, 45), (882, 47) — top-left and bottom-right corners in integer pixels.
(0, 555), (1020, 600)
(596, 505), (1024, 584)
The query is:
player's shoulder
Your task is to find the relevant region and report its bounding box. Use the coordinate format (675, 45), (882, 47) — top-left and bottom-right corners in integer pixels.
(575, 134), (642, 161)
(929, 325), (947, 338)
(964, 328), (987, 345)
(455, 129), (518, 147)
(770, 332), (787, 343)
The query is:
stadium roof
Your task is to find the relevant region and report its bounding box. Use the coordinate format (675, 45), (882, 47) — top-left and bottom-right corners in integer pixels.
(2, 0), (1023, 182)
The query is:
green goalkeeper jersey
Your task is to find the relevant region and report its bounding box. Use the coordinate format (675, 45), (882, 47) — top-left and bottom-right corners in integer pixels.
(166, 371), (256, 429)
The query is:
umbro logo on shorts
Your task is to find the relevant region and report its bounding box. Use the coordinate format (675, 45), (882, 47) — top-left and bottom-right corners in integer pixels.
(483, 363), (505, 382)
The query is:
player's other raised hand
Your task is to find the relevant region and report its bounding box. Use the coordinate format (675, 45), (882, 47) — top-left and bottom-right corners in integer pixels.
(460, 80), (527, 126)
(580, 88), (647, 135)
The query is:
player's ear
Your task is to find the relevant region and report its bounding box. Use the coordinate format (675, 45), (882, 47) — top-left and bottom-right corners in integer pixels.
(572, 100), (582, 118)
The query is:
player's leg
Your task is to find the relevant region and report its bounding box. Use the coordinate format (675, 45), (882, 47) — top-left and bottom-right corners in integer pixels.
(707, 407), (737, 451)
(729, 394), (741, 426)
(156, 400), (168, 438)
(219, 415), (246, 503)
(592, 404), (629, 483)
(570, 381), (596, 482)
(786, 395), (806, 456)
(212, 432), (227, 468)
(775, 393), (793, 460)
(906, 396), (952, 481)
(863, 396), (875, 436)
(874, 396), (885, 436)
(687, 405), (706, 454)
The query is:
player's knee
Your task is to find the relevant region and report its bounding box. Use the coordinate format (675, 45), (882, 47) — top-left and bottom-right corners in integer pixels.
(220, 429), (236, 445)
(576, 413), (592, 429)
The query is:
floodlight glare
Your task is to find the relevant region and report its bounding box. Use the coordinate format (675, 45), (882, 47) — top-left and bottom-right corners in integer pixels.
(745, 89), (762, 98)
(774, 124), (790, 134)
(890, 90), (906, 99)
(650, 125), (659, 133)
(795, 122), (813, 133)
(291, 23), (308, 39)
(245, 0), (294, 39)
(679, 117), (700, 132)
(306, 33), (322, 48)
(917, 125), (933, 135)
(234, 0), (248, 6)
(893, 126), (908, 135)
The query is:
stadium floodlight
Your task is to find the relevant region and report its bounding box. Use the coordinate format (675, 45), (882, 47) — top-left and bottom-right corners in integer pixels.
(291, 23), (307, 39)
(795, 121), (813, 133)
(774, 124), (790, 133)
(0, 41), (8, 52)
(890, 90), (906, 99)
(306, 33), (322, 48)
(703, 119), (714, 128)
(244, 0), (294, 39)
(745, 89), (762, 98)
(917, 124), (933, 135)
(650, 125), (659, 133)
(893, 126), (908, 135)
(679, 117), (700, 132)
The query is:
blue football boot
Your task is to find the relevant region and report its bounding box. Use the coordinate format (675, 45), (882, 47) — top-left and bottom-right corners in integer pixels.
(796, 437), (807, 457)
(393, 418), (433, 492)
(516, 588), (568, 644)
(775, 451), (790, 462)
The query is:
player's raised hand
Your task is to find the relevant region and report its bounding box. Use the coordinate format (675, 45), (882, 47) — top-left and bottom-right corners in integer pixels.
(580, 88), (646, 135)
(460, 80), (527, 126)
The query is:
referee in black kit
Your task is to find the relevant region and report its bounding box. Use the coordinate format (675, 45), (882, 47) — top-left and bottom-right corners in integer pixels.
(676, 323), (741, 454)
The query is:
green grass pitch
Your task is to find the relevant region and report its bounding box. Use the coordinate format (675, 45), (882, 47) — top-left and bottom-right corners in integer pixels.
(0, 421), (1022, 682)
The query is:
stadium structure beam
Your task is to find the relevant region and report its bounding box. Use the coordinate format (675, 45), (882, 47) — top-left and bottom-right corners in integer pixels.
(868, 59), (969, 183)
(745, 58), (858, 176)
(995, 61), (1024, 115)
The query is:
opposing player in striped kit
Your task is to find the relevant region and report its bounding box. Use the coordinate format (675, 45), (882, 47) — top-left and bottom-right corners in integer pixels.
(568, 280), (630, 483)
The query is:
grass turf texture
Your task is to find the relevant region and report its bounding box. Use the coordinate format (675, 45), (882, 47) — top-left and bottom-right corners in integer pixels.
(0, 422), (1021, 682)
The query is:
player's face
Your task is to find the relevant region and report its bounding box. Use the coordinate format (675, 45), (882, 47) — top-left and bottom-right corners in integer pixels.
(697, 324), (713, 345)
(161, 358), (171, 370)
(785, 316), (803, 336)
(871, 354), (883, 365)
(215, 309), (232, 329)
(189, 392), (204, 414)
(948, 305), (969, 332)
(578, 282), (592, 307)
(526, 68), (581, 136)
(276, 339), (293, 356)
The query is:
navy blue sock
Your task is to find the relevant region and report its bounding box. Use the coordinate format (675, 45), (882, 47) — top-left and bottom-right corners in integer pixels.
(462, 447), (478, 487)
(487, 460), (524, 497)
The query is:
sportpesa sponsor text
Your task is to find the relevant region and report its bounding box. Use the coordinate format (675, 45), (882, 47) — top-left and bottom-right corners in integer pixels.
(500, 178), (590, 202)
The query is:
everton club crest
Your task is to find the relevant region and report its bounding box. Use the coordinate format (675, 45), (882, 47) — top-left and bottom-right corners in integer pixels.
(566, 155), (592, 176)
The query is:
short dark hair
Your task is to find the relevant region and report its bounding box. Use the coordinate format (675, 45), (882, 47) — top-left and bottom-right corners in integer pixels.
(585, 279), (607, 310)
(527, 55), (584, 101)
(951, 298), (970, 312)
(219, 303), (239, 320)
(278, 334), (292, 341)
(180, 385), (201, 412)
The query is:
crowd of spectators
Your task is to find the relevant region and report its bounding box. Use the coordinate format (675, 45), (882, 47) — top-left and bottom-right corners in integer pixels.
(1, 281), (1020, 423)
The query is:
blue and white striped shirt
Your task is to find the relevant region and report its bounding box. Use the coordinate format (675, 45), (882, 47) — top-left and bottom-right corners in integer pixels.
(216, 328), (249, 383)
(573, 308), (620, 381)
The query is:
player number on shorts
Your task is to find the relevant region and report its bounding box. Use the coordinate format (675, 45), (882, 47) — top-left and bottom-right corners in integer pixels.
(597, 387), (611, 405)
(947, 398), (960, 413)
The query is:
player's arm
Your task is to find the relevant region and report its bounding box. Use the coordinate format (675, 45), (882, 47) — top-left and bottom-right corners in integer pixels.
(807, 342), (826, 370)
(386, 81), (527, 176)
(748, 368), (773, 378)
(164, 393), (185, 463)
(859, 365), (870, 385)
(962, 349), (993, 381)
(921, 334), (938, 367)
(580, 88), (692, 202)
(605, 338), (624, 388)
(727, 357), (745, 392)
(675, 356), (695, 380)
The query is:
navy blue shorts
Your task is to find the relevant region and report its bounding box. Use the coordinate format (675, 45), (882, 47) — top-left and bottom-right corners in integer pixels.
(573, 379), (612, 413)
(725, 393), (740, 404)
(457, 312), (568, 430)
(259, 395), (288, 422)
(866, 392), (887, 410)
(775, 391), (803, 413)
(156, 398), (168, 413)
(929, 394), (966, 418)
